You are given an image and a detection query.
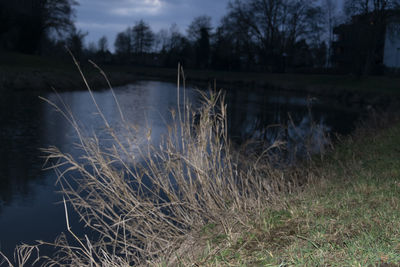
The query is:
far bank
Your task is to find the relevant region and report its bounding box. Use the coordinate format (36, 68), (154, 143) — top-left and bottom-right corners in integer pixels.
(1, 52), (400, 109)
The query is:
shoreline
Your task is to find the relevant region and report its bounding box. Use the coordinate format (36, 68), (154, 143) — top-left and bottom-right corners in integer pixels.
(1, 62), (400, 110)
(191, 117), (400, 266)
(2, 56), (400, 265)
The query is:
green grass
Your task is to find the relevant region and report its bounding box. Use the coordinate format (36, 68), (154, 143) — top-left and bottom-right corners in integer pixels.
(2, 52), (400, 95)
(0, 52), (142, 91)
(2, 57), (399, 265)
(111, 67), (400, 95)
(99, 66), (400, 95)
(0, 52), (69, 70)
(196, 122), (400, 266)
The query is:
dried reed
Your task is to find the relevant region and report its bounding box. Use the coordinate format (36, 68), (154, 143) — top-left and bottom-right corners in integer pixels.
(2, 59), (306, 266)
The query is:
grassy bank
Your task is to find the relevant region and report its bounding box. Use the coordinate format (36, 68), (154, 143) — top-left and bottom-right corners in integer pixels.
(1, 60), (400, 265)
(194, 118), (400, 266)
(0, 52), (170, 92)
(142, 67), (400, 96)
(32, 98), (399, 266)
(2, 52), (400, 98)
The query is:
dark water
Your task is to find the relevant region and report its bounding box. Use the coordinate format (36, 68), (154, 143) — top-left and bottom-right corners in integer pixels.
(0, 80), (360, 259)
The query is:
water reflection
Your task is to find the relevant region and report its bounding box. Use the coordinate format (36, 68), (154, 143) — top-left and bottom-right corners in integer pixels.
(0, 81), (360, 258)
(42, 81), (199, 159)
(226, 88), (358, 157)
(0, 90), (45, 208)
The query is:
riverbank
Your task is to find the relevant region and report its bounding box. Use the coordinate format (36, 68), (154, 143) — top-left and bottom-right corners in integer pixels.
(1, 53), (400, 108)
(188, 116), (400, 266)
(1, 61), (399, 265)
(0, 52), (168, 92)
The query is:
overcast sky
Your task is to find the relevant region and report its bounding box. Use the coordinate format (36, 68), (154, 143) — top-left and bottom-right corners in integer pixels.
(75, 0), (346, 52)
(75, 0), (231, 51)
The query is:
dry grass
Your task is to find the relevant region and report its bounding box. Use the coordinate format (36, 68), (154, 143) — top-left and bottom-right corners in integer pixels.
(0, 57), (310, 266)
(2, 51), (400, 266)
(193, 111), (400, 266)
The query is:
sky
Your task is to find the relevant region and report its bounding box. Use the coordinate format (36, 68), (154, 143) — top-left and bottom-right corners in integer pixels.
(75, 0), (231, 51)
(75, 0), (346, 52)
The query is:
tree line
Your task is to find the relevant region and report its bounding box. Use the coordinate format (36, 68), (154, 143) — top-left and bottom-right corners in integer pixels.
(113, 0), (329, 72)
(1, 0), (400, 74)
(0, 0), (77, 54)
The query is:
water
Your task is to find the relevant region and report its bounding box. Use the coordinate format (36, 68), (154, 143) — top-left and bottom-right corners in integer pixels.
(0, 80), (361, 260)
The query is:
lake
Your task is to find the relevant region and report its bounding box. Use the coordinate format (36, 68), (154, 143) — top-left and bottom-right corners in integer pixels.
(0, 80), (361, 259)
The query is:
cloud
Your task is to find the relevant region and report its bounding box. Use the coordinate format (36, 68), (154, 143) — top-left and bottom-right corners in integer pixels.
(75, 22), (127, 31)
(109, 0), (164, 16)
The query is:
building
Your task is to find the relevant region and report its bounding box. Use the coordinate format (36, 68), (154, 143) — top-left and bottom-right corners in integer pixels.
(383, 24), (400, 68)
(332, 11), (400, 74)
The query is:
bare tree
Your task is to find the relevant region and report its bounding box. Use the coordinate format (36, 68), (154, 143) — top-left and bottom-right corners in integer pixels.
(66, 26), (87, 59)
(344, 0), (400, 16)
(168, 24), (185, 51)
(227, 0), (324, 69)
(324, 0), (337, 67)
(131, 20), (154, 54)
(0, 0), (77, 53)
(114, 29), (132, 56)
(98, 36), (108, 53)
(344, 0), (400, 18)
(187, 15), (212, 42)
(154, 28), (169, 52)
(187, 16), (213, 68)
(87, 41), (97, 53)
(154, 24), (185, 53)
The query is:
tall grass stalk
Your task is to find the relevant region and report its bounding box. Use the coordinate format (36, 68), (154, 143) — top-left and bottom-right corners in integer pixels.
(2, 58), (306, 266)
